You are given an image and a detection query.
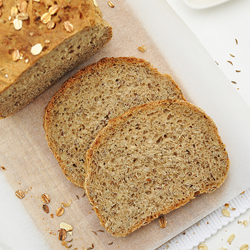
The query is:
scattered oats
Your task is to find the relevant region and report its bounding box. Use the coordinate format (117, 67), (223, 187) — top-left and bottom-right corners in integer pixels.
(224, 203), (230, 208)
(92, 231), (97, 235)
(25, 58), (29, 63)
(227, 61), (233, 65)
(230, 54), (235, 57)
(12, 49), (20, 62)
(230, 207), (236, 211)
(48, 5), (59, 15)
(13, 18), (22, 30)
(93, 0), (98, 6)
(56, 206), (65, 217)
(11, 7), (18, 18)
(41, 193), (51, 204)
(159, 216), (167, 228)
(47, 20), (55, 30)
(227, 234), (235, 243)
(41, 12), (51, 24)
(243, 220), (249, 227)
(222, 209), (230, 217)
(138, 45), (147, 53)
(15, 190), (25, 199)
(235, 38), (238, 45)
(16, 13), (29, 21)
(236, 70), (241, 73)
(64, 21), (74, 32)
(58, 228), (67, 241)
(231, 81), (237, 84)
(108, 242), (113, 245)
(45, 39), (50, 44)
(240, 191), (245, 194)
(1, 166), (6, 170)
(108, 1), (115, 8)
(198, 243), (208, 250)
(240, 244), (249, 250)
(42, 204), (49, 213)
(31, 43), (43, 55)
(60, 222), (73, 232)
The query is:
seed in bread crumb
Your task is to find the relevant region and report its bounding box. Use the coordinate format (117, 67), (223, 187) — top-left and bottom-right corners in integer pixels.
(198, 243), (208, 250)
(47, 20), (55, 30)
(227, 234), (235, 243)
(41, 12), (51, 24)
(240, 244), (249, 250)
(222, 209), (230, 217)
(12, 49), (20, 62)
(138, 45), (146, 53)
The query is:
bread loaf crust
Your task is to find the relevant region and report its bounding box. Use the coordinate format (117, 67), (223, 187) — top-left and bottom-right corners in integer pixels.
(84, 99), (229, 237)
(0, 0), (112, 118)
(43, 57), (185, 187)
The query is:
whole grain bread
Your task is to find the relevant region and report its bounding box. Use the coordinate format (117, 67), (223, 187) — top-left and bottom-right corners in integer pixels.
(0, 0), (112, 118)
(84, 99), (229, 237)
(43, 57), (185, 187)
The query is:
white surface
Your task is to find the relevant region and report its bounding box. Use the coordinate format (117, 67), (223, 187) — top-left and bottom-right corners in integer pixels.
(183, 0), (231, 9)
(1, 0), (250, 249)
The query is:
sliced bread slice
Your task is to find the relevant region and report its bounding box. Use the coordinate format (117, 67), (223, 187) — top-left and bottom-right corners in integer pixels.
(84, 99), (229, 237)
(43, 57), (185, 187)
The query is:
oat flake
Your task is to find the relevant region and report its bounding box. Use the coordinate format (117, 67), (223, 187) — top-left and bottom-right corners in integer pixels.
(31, 43), (43, 55)
(41, 193), (50, 204)
(159, 216), (167, 228)
(60, 222), (73, 232)
(56, 206), (65, 217)
(15, 190), (25, 199)
(227, 234), (235, 243)
(198, 243), (208, 250)
(240, 244), (249, 250)
(13, 18), (22, 30)
(222, 208), (230, 217)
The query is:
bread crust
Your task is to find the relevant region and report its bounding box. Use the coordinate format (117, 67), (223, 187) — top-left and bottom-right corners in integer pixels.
(44, 57), (185, 187)
(0, 0), (112, 118)
(84, 99), (230, 237)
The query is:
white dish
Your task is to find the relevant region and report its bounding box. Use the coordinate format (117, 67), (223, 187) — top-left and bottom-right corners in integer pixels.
(183, 0), (231, 9)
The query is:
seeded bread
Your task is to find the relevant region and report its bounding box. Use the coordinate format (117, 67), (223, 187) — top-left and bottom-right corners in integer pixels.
(84, 99), (229, 237)
(43, 57), (185, 187)
(0, 0), (112, 118)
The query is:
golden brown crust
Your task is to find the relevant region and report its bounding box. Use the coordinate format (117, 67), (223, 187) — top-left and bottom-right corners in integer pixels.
(84, 99), (229, 237)
(0, 0), (112, 118)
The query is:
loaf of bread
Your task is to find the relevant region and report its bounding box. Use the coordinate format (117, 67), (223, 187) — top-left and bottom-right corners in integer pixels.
(44, 57), (185, 187)
(0, 0), (112, 118)
(84, 99), (229, 237)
